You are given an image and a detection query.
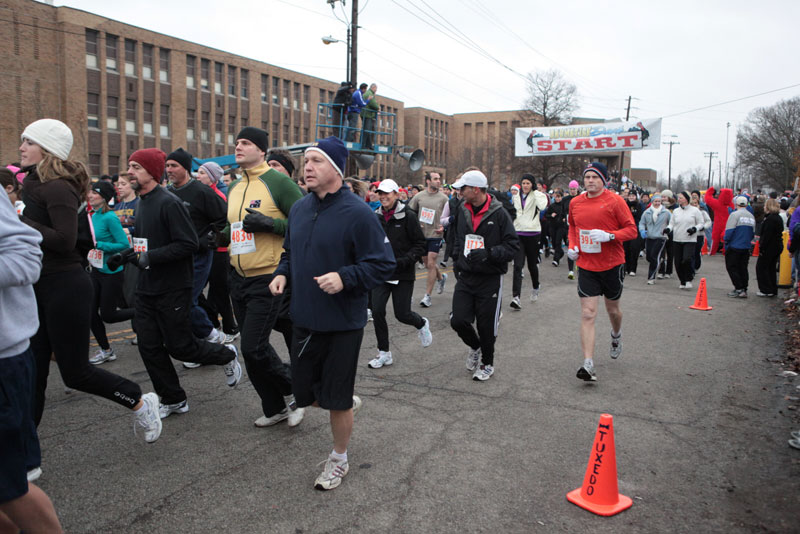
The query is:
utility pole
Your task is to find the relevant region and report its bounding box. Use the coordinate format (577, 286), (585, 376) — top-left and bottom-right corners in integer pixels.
(665, 140), (679, 190)
(718, 160), (723, 189)
(350, 0), (358, 84)
(724, 122), (730, 186)
(619, 96), (633, 177)
(704, 152), (718, 189)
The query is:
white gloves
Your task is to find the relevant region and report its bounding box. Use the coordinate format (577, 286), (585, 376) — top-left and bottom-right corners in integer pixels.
(567, 247), (580, 261)
(589, 229), (612, 243)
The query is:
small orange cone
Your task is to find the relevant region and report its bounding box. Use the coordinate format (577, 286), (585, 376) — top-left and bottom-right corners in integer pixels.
(701, 238), (708, 255)
(689, 277), (713, 311)
(751, 239), (759, 257)
(567, 414), (632, 517)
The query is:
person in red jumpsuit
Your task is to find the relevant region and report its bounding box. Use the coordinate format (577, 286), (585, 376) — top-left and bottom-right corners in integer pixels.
(704, 187), (734, 255)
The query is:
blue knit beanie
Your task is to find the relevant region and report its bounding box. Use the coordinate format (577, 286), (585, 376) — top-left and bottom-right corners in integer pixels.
(306, 136), (348, 177)
(583, 161), (609, 185)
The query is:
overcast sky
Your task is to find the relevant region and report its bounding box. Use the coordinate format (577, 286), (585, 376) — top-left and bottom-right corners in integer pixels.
(56, 0), (800, 182)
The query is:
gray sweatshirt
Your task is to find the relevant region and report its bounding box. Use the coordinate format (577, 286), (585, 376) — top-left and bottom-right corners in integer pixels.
(0, 193), (42, 359)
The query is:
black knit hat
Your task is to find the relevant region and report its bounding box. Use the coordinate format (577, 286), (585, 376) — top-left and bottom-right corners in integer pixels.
(90, 180), (116, 203)
(267, 152), (295, 177)
(236, 127), (269, 153)
(166, 147), (193, 172)
(680, 191), (691, 203)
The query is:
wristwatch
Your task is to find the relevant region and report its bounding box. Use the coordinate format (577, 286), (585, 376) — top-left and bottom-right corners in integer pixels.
(609, 233), (616, 240)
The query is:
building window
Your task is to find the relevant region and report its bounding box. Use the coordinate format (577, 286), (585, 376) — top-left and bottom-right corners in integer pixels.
(186, 109), (195, 140)
(282, 80), (289, 107)
(200, 59), (210, 91)
(85, 29), (98, 69)
(215, 113), (223, 144)
(143, 102), (153, 135)
(282, 124), (289, 146)
(87, 93), (99, 128)
(240, 69), (248, 99)
(293, 126), (299, 143)
(159, 49), (170, 83)
(328, 91), (334, 117)
(201, 111), (209, 142)
(303, 85), (310, 112)
(160, 104), (170, 137)
(124, 39), (136, 76)
(228, 66), (236, 96)
(89, 154), (101, 176)
(214, 62), (223, 94)
(125, 99), (136, 133)
(228, 115), (236, 145)
(108, 155), (119, 176)
(186, 55), (196, 88)
(142, 44), (153, 79)
(293, 82), (300, 110)
(105, 34), (118, 72)
(261, 74), (268, 103)
(106, 96), (119, 130)
(272, 122), (279, 147)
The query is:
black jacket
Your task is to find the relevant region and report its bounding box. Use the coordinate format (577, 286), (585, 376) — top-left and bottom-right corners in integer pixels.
(452, 195), (520, 276)
(168, 179), (227, 249)
(547, 199), (568, 227)
(134, 185), (199, 295)
(759, 212), (784, 256)
(375, 201), (426, 281)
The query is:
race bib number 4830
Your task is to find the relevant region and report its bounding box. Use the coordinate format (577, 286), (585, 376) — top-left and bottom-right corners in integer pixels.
(230, 222), (256, 256)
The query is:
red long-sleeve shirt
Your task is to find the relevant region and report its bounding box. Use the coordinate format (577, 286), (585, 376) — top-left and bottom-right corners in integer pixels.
(567, 190), (637, 272)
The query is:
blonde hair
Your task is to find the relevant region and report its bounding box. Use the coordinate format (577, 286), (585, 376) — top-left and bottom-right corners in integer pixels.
(36, 149), (90, 201)
(765, 198), (780, 214)
(344, 177), (368, 199)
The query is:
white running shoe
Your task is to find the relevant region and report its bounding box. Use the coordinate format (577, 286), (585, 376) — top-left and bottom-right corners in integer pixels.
(283, 395), (305, 427)
(685, 281), (693, 289)
(254, 409), (289, 427)
(466, 347), (481, 372)
(134, 392), (163, 443)
(510, 296), (522, 310)
(436, 273), (448, 294)
(352, 395), (362, 415)
(418, 318), (433, 347)
(530, 288), (539, 302)
(628, 271), (636, 277)
(657, 273), (664, 279)
(568, 271), (575, 280)
(89, 347), (116, 365)
(368, 351), (393, 369)
(183, 361), (202, 369)
(223, 344), (242, 387)
(314, 456), (349, 491)
(159, 399), (189, 419)
(576, 362), (597, 382)
(647, 279), (655, 285)
(420, 294), (432, 307)
(679, 283), (686, 289)
(205, 328), (224, 344)
(367, 308), (373, 321)
(610, 333), (622, 359)
(472, 364), (494, 381)
(223, 331), (240, 344)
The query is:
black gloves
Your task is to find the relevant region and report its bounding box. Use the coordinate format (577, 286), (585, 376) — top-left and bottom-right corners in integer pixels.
(199, 229), (218, 250)
(687, 227), (697, 236)
(662, 228), (672, 237)
(107, 248), (150, 271)
(467, 248), (490, 263)
(242, 208), (274, 233)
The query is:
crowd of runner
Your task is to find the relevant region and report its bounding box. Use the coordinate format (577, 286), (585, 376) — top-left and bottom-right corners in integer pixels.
(2, 118), (798, 532)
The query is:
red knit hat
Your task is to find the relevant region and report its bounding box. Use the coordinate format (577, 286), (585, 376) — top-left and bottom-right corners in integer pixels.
(129, 148), (166, 181)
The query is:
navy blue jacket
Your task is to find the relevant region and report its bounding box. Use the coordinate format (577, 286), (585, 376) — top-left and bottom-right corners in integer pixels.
(275, 186), (396, 332)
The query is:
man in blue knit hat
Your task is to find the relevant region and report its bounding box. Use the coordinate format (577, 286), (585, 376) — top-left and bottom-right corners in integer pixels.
(270, 136), (396, 491)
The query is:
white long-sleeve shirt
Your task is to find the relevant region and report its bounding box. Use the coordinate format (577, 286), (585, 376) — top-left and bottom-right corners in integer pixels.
(667, 204), (705, 243)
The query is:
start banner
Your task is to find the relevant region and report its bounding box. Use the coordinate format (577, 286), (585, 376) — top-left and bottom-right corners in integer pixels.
(515, 118), (662, 157)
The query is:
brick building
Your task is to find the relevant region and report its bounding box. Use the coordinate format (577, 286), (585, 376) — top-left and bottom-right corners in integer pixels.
(0, 0), (648, 186)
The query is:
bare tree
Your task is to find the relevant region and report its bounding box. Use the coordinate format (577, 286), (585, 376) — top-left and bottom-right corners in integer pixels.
(514, 69), (584, 189)
(736, 96), (800, 191)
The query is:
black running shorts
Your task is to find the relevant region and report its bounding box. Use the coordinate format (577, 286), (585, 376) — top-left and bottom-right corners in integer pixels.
(577, 264), (625, 300)
(290, 327), (364, 411)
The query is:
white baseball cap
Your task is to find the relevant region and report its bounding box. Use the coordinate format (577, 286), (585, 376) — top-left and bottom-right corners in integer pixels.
(377, 179), (399, 193)
(459, 170), (488, 188)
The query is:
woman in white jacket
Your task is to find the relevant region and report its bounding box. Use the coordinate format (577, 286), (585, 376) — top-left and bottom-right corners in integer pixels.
(510, 174), (548, 309)
(690, 197), (712, 272)
(666, 191), (706, 289)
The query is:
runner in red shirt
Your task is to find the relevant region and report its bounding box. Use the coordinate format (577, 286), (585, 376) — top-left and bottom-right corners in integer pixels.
(567, 162), (637, 382)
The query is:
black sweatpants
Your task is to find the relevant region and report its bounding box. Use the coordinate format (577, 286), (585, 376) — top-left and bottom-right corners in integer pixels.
(32, 268), (142, 425)
(645, 238), (667, 280)
(673, 241), (696, 285)
(693, 235), (704, 271)
(90, 269), (135, 350)
(756, 251), (780, 295)
(550, 224), (567, 263)
(659, 236), (674, 275)
(371, 280), (425, 352)
(725, 248), (751, 291)
(228, 271), (293, 418)
(450, 273), (503, 366)
(624, 237), (641, 274)
(512, 234), (540, 297)
(198, 250), (238, 335)
(136, 288), (235, 405)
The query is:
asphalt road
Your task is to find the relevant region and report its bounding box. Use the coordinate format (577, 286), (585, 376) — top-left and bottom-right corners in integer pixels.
(34, 252), (799, 533)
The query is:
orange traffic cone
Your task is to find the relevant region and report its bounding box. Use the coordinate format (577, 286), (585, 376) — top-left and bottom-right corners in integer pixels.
(567, 414), (632, 517)
(751, 239), (759, 257)
(701, 238), (708, 255)
(689, 277), (713, 311)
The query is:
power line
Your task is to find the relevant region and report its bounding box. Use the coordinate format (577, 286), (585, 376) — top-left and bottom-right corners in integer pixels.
(663, 83), (800, 118)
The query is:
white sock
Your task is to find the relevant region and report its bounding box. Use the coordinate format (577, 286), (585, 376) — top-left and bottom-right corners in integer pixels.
(134, 400), (148, 414)
(330, 450), (347, 462)
(584, 358), (593, 368)
(611, 330), (621, 339)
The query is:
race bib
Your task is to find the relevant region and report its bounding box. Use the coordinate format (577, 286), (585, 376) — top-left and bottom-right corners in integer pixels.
(230, 221), (256, 256)
(132, 237), (148, 253)
(419, 207), (436, 225)
(14, 201), (25, 216)
(579, 230), (601, 253)
(464, 234), (485, 257)
(87, 249), (104, 269)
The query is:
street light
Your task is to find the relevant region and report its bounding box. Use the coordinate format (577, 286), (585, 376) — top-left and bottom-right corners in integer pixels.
(321, 32), (352, 82)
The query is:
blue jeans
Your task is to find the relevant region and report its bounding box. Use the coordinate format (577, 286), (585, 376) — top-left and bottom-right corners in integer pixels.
(190, 249), (215, 339)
